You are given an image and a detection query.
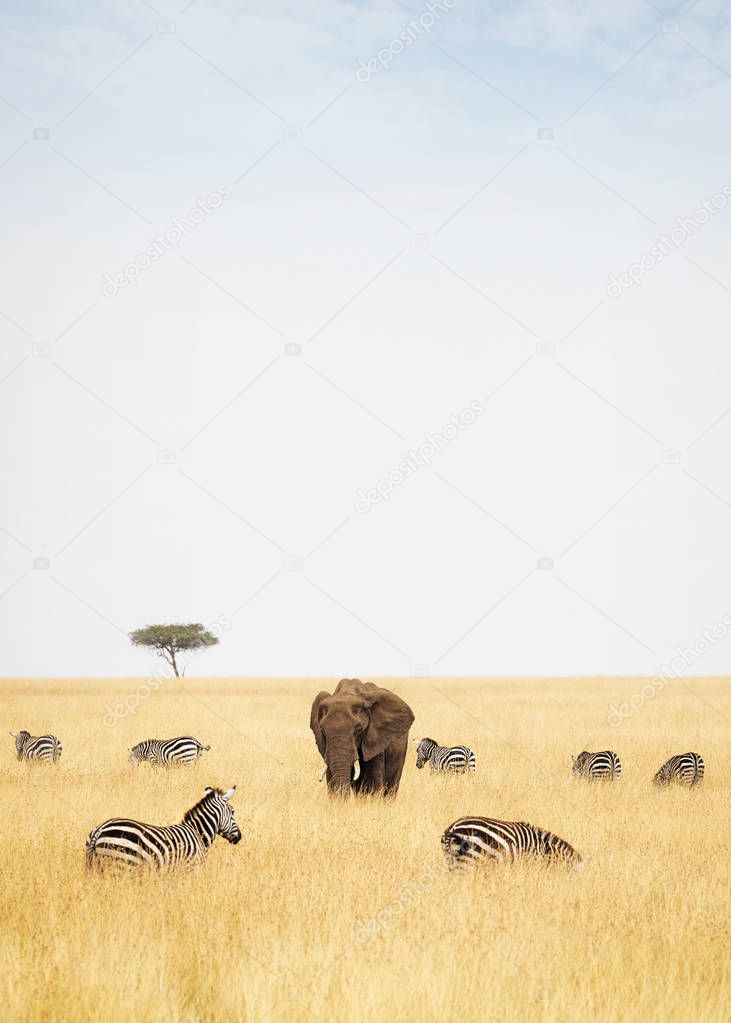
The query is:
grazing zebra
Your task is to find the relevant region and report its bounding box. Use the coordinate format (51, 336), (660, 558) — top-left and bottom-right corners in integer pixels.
(441, 816), (582, 868)
(128, 736), (210, 766)
(653, 752), (704, 787)
(415, 737), (476, 774)
(86, 786), (241, 870)
(10, 730), (62, 763)
(572, 750), (621, 780)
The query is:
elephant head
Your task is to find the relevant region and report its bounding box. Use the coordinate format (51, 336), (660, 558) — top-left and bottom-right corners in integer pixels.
(310, 679), (414, 795)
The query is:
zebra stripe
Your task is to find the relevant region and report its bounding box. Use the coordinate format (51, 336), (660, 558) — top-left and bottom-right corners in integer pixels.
(572, 750), (621, 780)
(415, 737), (476, 774)
(128, 736), (210, 766)
(86, 786), (241, 870)
(442, 816), (582, 868)
(11, 730), (62, 763)
(653, 752), (704, 787)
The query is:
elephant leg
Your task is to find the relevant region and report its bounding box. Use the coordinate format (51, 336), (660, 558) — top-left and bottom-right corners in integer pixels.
(357, 753), (385, 794)
(383, 738), (408, 796)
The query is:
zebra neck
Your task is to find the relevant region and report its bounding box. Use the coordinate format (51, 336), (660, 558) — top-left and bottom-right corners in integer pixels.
(184, 818), (216, 847)
(183, 804), (217, 847)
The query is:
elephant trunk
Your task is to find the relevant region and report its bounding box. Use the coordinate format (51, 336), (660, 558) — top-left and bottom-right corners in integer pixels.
(326, 739), (360, 793)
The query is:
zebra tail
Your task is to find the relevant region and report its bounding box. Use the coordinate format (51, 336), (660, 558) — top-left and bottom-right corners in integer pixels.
(85, 831), (98, 870)
(52, 739), (62, 763)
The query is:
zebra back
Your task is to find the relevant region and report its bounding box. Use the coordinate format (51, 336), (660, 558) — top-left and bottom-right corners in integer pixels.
(11, 730), (62, 763)
(572, 750), (621, 779)
(128, 736), (210, 766)
(442, 816), (581, 868)
(416, 737), (476, 773)
(653, 752), (704, 786)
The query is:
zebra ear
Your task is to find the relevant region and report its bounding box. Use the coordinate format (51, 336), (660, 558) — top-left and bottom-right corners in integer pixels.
(223, 787), (235, 800)
(10, 732), (16, 737)
(204, 786), (213, 795)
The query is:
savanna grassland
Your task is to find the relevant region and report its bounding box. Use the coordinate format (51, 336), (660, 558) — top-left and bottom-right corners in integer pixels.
(2, 676), (729, 1023)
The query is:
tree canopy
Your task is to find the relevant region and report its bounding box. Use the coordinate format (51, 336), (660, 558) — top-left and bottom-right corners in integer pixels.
(129, 623), (219, 677)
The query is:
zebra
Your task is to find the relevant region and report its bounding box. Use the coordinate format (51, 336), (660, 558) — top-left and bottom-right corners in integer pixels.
(572, 750), (621, 780)
(653, 752), (704, 787)
(11, 730), (62, 763)
(128, 736), (210, 766)
(415, 737), (476, 774)
(441, 816), (582, 868)
(86, 786), (241, 870)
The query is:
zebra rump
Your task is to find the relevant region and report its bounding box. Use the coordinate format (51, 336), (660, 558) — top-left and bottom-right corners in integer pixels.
(415, 737), (476, 774)
(86, 786), (241, 870)
(572, 750), (621, 780)
(442, 816), (582, 868)
(128, 736), (210, 766)
(11, 730), (62, 763)
(653, 752), (704, 787)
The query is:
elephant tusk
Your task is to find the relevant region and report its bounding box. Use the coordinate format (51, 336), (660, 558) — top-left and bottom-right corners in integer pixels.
(318, 765), (327, 782)
(352, 758), (361, 782)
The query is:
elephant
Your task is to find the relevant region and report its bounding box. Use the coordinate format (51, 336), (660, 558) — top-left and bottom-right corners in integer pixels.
(310, 678), (414, 797)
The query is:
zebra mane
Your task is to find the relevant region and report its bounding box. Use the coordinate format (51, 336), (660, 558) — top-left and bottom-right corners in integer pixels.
(183, 788), (223, 823)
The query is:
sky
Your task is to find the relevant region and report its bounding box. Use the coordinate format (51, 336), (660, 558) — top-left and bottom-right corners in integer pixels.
(1, 0), (731, 678)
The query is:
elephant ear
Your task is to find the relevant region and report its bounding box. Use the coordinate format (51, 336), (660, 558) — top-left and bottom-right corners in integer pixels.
(309, 691), (330, 758)
(361, 689), (415, 762)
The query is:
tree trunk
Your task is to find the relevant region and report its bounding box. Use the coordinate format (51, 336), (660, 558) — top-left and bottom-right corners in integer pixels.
(164, 646), (180, 677)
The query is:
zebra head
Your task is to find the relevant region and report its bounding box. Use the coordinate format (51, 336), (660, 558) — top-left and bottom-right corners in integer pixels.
(202, 786), (242, 845)
(128, 743), (142, 765)
(536, 827), (583, 866)
(10, 731), (30, 759)
(128, 741), (153, 765)
(415, 738), (436, 769)
(572, 752), (589, 776)
(440, 828), (472, 869)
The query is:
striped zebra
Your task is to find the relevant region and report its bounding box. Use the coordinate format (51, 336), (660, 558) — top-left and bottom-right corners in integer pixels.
(653, 752), (704, 787)
(572, 750), (621, 780)
(86, 786), (241, 870)
(415, 737), (476, 774)
(11, 730), (62, 764)
(128, 736), (210, 766)
(442, 816), (582, 868)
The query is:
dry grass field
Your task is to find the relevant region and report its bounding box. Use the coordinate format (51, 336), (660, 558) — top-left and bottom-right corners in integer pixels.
(2, 676), (729, 1022)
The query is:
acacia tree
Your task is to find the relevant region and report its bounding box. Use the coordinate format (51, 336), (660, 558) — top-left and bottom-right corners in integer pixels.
(129, 623), (219, 678)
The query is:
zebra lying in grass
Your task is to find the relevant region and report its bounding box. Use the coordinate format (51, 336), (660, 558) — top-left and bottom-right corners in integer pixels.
(128, 736), (210, 766)
(10, 730), (62, 763)
(86, 786), (241, 870)
(415, 737), (476, 774)
(572, 750), (621, 780)
(653, 752), (704, 787)
(442, 816), (582, 868)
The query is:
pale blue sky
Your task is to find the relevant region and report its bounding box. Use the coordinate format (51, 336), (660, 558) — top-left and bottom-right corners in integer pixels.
(1, 1), (731, 679)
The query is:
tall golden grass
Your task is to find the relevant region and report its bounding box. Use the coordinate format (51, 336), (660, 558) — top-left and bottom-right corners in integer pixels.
(2, 676), (728, 1022)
